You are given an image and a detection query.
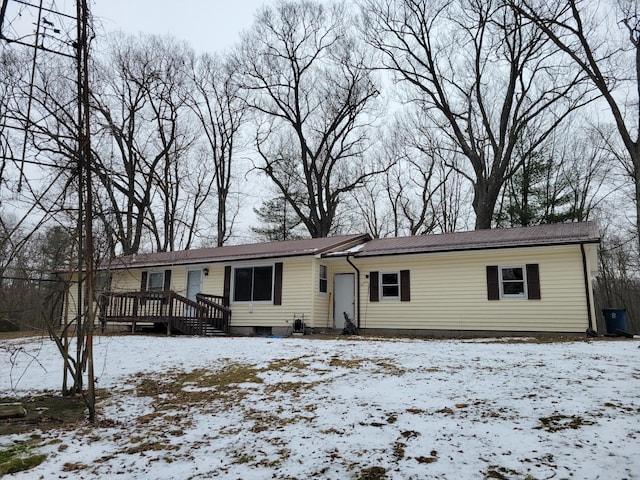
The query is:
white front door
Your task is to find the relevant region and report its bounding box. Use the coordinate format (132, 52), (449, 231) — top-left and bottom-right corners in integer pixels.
(186, 269), (202, 301)
(334, 273), (355, 329)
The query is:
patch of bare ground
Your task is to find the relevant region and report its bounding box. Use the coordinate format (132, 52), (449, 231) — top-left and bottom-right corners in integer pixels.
(0, 393), (94, 436)
(534, 413), (596, 432)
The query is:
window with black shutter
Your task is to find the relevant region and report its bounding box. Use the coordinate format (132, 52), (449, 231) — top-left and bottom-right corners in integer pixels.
(369, 270), (411, 302)
(487, 264), (540, 300)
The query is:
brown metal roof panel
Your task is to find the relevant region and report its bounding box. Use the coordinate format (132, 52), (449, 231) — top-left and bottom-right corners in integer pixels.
(355, 222), (599, 257)
(108, 234), (370, 270)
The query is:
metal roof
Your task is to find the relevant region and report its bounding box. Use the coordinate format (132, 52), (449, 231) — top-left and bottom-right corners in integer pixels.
(107, 234), (371, 270)
(105, 222), (599, 269)
(349, 221), (600, 258)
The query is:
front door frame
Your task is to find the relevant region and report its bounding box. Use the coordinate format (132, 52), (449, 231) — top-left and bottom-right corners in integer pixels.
(185, 268), (203, 301)
(333, 273), (355, 329)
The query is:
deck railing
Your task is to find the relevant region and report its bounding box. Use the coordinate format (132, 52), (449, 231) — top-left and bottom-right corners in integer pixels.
(99, 291), (231, 335)
(196, 293), (231, 333)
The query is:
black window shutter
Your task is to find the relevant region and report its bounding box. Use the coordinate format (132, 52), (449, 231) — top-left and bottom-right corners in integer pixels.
(400, 270), (411, 302)
(223, 266), (231, 303)
(370, 271), (379, 302)
(526, 264), (541, 300)
(273, 262), (283, 305)
(163, 270), (172, 291)
(140, 271), (148, 305)
(163, 270), (172, 304)
(486, 266), (499, 300)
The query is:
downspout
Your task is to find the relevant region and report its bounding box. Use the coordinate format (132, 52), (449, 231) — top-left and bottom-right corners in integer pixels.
(580, 243), (594, 331)
(346, 255), (361, 329)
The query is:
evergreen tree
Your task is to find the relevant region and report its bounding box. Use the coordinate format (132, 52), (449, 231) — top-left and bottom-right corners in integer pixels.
(251, 197), (306, 242)
(495, 151), (573, 227)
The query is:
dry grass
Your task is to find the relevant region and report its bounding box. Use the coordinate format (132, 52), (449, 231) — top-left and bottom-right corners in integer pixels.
(2, 335), (636, 478)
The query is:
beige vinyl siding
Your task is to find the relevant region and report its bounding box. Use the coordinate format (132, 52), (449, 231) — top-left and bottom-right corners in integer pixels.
(327, 261), (359, 328)
(199, 264), (222, 296)
(109, 266), (204, 296)
(229, 257), (315, 328)
(62, 273), (81, 324)
(109, 268), (144, 292)
(63, 272), (111, 325)
(311, 260), (354, 329)
(311, 261), (330, 329)
(101, 259), (317, 329)
(354, 244), (592, 333)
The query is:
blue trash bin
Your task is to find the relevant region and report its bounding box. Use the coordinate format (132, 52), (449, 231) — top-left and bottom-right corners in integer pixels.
(602, 308), (627, 334)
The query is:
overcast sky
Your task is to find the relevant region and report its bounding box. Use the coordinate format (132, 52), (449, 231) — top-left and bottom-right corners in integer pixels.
(91, 0), (271, 53)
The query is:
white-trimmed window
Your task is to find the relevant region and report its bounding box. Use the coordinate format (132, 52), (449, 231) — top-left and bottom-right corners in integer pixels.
(233, 265), (273, 302)
(380, 272), (400, 300)
(499, 266), (526, 299)
(370, 270), (411, 302)
(147, 271), (165, 291)
(319, 264), (328, 294)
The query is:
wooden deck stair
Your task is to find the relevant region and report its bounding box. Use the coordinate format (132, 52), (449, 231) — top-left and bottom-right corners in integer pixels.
(99, 291), (231, 336)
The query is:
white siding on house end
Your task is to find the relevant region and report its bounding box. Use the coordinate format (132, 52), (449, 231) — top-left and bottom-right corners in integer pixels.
(62, 273), (80, 325)
(351, 244), (594, 333)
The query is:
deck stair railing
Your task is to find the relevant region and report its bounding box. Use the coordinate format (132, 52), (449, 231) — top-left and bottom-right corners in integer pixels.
(99, 291), (231, 336)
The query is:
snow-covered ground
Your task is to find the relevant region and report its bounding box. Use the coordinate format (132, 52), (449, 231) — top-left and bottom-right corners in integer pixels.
(1, 334), (639, 479)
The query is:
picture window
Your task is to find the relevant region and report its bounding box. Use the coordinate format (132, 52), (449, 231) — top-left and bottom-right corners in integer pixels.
(233, 266), (273, 302)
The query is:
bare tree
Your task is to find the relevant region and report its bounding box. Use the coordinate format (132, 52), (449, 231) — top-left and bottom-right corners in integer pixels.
(513, 0), (640, 250)
(0, 49), (22, 189)
(496, 118), (615, 228)
(350, 113), (469, 237)
(236, 0), (385, 238)
(557, 124), (616, 222)
(362, 0), (593, 229)
(91, 33), (196, 254)
(187, 53), (247, 246)
(594, 227), (640, 332)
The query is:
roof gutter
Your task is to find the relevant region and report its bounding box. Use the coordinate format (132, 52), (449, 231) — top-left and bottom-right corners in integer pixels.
(346, 255), (361, 329)
(580, 243), (594, 332)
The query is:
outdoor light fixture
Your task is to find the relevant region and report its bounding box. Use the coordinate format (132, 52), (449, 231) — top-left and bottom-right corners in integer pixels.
(203, 268), (209, 276)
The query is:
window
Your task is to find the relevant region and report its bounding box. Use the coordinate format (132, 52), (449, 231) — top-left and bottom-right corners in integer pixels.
(233, 266), (273, 302)
(486, 264), (540, 300)
(500, 266), (526, 298)
(147, 272), (164, 291)
(369, 270), (410, 302)
(380, 272), (400, 299)
(141, 269), (171, 304)
(319, 265), (328, 293)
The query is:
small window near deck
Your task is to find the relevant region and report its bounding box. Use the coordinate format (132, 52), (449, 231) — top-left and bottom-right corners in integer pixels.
(319, 265), (328, 293)
(147, 272), (164, 291)
(380, 272), (400, 300)
(500, 266), (526, 298)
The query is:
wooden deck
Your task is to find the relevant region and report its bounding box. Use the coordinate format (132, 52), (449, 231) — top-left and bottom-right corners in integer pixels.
(99, 291), (230, 336)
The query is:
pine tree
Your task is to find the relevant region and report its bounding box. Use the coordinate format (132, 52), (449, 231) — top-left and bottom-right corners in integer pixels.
(251, 197), (306, 242)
